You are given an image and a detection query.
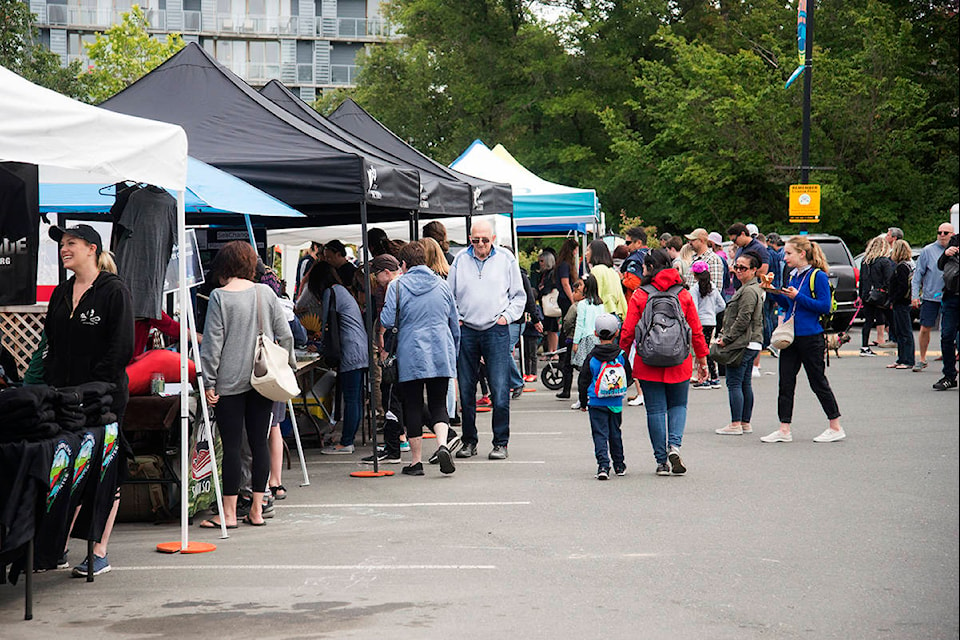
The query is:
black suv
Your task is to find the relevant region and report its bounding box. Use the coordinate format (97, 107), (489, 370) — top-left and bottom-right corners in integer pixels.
(783, 234), (858, 331)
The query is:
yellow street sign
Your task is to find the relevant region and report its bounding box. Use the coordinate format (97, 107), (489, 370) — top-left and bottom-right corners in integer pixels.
(789, 184), (821, 223)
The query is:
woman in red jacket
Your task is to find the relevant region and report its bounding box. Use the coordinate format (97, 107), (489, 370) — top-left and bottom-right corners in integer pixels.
(620, 250), (709, 476)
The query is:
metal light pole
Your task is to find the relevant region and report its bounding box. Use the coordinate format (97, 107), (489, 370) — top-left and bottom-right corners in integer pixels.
(799, 0), (814, 234)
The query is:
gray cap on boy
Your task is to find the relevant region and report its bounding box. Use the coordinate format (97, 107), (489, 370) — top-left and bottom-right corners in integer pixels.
(594, 313), (620, 340)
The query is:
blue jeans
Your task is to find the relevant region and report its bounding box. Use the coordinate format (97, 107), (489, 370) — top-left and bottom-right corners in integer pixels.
(588, 407), (624, 470)
(726, 348), (759, 423)
(339, 368), (367, 446)
(458, 323), (512, 447)
(891, 304), (915, 366)
(941, 294), (959, 379)
(638, 380), (689, 464)
(508, 322), (523, 390)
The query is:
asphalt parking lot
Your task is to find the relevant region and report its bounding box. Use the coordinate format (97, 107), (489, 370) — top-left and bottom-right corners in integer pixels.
(2, 332), (958, 640)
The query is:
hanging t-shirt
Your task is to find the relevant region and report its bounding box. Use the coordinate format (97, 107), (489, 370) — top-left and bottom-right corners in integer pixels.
(114, 187), (176, 319)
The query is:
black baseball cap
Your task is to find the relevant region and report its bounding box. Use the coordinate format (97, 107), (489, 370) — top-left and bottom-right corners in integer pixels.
(49, 224), (103, 255)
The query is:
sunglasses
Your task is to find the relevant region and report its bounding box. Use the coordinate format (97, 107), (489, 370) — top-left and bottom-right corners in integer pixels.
(470, 237), (492, 245)
(733, 264), (753, 272)
(938, 231), (952, 236)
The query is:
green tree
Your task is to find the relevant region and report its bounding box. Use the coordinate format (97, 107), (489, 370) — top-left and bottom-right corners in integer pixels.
(0, 0), (85, 98)
(82, 4), (185, 103)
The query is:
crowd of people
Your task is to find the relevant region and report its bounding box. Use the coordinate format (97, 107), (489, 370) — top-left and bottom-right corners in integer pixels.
(10, 214), (955, 577)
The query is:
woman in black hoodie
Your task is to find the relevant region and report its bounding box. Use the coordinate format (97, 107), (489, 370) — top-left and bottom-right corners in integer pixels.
(45, 224), (134, 577)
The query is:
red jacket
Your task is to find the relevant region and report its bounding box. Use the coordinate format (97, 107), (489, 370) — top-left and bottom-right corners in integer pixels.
(619, 269), (708, 383)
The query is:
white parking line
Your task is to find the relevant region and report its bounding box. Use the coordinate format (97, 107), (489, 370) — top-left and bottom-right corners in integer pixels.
(114, 564), (496, 571)
(306, 460), (546, 465)
(275, 501), (531, 508)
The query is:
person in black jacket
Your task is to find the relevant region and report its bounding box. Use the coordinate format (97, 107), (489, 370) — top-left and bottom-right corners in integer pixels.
(45, 224), (134, 577)
(886, 240), (915, 369)
(858, 236), (895, 356)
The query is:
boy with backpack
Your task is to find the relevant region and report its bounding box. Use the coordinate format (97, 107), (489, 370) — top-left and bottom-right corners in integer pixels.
(577, 314), (633, 480)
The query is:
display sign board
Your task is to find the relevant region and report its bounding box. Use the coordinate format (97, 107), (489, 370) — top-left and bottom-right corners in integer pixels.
(789, 184), (821, 224)
(163, 228), (204, 293)
(0, 162), (40, 305)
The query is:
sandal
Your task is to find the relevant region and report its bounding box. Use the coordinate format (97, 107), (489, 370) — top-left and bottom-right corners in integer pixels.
(895, 364), (912, 369)
(242, 515), (266, 527)
(886, 363), (899, 368)
(270, 485), (287, 500)
(199, 518), (237, 529)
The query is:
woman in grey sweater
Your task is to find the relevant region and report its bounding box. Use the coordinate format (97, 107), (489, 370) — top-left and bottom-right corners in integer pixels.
(200, 241), (295, 527)
(714, 251), (765, 436)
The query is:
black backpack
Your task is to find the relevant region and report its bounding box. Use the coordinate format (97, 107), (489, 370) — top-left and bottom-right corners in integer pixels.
(634, 284), (692, 367)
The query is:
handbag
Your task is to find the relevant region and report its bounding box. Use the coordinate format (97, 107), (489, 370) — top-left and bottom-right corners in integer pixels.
(865, 286), (889, 309)
(250, 287), (301, 402)
(770, 315), (796, 350)
(709, 339), (745, 367)
(380, 284), (401, 386)
(542, 289), (562, 318)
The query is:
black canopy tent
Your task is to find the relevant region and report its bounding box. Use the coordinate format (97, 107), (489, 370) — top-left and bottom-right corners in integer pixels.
(328, 99), (514, 217)
(327, 98), (515, 245)
(99, 43), (432, 474)
(260, 80), (474, 220)
(99, 43), (419, 223)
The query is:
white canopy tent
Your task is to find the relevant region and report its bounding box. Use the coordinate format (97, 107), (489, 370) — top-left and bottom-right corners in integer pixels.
(0, 65), (205, 550)
(267, 215), (514, 287)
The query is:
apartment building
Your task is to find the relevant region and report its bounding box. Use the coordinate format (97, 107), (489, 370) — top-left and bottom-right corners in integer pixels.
(29, 0), (397, 101)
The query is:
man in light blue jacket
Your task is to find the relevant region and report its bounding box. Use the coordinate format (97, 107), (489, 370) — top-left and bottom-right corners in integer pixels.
(448, 218), (526, 460)
(911, 223), (953, 370)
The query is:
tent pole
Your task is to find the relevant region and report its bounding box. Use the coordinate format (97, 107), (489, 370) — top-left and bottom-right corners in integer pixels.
(243, 214), (256, 248)
(465, 215), (472, 245)
(184, 297), (228, 538)
(177, 190), (190, 551)
(412, 210), (420, 240)
(510, 211), (518, 255)
(360, 201), (380, 473)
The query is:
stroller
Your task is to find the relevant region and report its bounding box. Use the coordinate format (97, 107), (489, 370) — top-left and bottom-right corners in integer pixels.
(539, 347), (567, 390)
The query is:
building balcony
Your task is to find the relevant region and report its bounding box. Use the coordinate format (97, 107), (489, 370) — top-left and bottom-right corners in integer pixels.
(329, 63), (358, 85)
(43, 5), (167, 30)
(318, 16), (398, 40)
(215, 14), (299, 36)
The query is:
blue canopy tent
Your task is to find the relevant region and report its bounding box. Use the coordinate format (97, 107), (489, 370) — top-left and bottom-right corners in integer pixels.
(40, 156), (303, 219)
(449, 140), (601, 235)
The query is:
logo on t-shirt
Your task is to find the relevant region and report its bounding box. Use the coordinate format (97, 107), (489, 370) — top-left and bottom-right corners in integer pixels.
(100, 422), (118, 481)
(71, 432), (96, 496)
(47, 441), (72, 512)
(79, 308), (101, 326)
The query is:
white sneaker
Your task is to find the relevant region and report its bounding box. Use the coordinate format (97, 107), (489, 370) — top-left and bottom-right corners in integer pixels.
(715, 424), (743, 435)
(741, 424), (753, 434)
(760, 429), (793, 443)
(628, 395), (644, 406)
(570, 400), (581, 410)
(813, 427), (846, 443)
(752, 366), (761, 378)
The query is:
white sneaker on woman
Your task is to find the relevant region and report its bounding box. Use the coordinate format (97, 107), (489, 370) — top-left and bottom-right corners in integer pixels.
(813, 427), (846, 443)
(628, 395), (644, 406)
(760, 429), (792, 443)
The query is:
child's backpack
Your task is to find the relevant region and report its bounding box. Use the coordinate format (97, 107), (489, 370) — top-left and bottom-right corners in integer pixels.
(594, 353), (629, 399)
(634, 284), (692, 367)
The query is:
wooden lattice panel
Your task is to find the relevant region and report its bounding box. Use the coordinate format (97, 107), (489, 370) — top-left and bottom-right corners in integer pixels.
(0, 307), (46, 378)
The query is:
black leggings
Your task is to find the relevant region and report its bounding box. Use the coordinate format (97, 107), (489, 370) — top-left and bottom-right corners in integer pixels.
(702, 325), (718, 379)
(777, 333), (841, 423)
(399, 377), (450, 439)
(215, 390), (273, 496)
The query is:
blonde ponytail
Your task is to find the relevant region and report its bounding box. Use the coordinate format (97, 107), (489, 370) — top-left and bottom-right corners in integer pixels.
(98, 250), (118, 274)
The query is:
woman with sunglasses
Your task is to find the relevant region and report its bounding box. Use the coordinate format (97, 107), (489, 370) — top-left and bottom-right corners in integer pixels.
(760, 237), (844, 443)
(714, 252), (764, 435)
